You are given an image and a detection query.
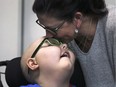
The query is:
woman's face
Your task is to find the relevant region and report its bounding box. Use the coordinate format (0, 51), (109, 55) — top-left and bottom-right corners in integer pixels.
(37, 15), (76, 43)
(35, 37), (75, 78)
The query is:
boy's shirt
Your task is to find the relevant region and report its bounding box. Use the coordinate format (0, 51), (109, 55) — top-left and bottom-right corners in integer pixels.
(20, 84), (40, 87)
(20, 84), (76, 87)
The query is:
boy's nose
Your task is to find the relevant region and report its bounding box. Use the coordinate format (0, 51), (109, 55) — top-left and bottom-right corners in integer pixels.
(61, 44), (68, 50)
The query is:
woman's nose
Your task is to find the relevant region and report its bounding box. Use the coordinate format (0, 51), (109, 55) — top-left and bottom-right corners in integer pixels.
(46, 31), (54, 37)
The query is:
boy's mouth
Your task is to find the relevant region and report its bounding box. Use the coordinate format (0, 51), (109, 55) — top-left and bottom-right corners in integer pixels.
(60, 52), (70, 58)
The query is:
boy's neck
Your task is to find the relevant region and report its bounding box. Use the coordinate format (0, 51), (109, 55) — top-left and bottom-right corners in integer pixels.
(37, 76), (70, 87)
(39, 82), (70, 87)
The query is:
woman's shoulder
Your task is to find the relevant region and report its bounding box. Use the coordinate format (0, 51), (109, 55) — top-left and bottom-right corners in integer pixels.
(105, 5), (116, 32)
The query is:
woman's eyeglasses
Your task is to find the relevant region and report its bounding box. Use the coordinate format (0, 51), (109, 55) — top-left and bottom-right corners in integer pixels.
(36, 19), (65, 35)
(31, 37), (63, 58)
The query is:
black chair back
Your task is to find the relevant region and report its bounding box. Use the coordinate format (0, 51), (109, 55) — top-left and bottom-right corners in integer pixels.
(0, 57), (29, 87)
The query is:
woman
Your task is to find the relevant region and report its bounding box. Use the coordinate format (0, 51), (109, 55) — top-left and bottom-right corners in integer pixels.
(32, 0), (116, 87)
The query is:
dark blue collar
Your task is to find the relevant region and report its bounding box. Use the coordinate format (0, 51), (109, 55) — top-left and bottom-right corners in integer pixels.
(20, 84), (41, 87)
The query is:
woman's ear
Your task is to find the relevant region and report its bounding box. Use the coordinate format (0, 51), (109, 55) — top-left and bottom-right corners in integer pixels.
(26, 58), (39, 70)
(73, 12), (83, 28)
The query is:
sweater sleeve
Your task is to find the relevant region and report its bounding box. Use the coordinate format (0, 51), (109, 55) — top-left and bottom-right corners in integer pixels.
(105, 6), (116, 80)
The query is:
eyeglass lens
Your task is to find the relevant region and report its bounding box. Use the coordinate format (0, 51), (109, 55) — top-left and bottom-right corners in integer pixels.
(36, 19), (65, 35)
(31, 38), (62, 58)
(45, 38), (62, 46)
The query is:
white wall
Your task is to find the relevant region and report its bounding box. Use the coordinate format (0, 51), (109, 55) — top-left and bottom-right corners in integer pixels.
(105, 0), (116, 5)
(23, 0), (45, 51)
(0, 0), (22, 60)
(0, 0), (22, 87)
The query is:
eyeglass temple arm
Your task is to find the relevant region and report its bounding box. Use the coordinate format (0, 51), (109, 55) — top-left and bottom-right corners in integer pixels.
(31, 38), (47, 58)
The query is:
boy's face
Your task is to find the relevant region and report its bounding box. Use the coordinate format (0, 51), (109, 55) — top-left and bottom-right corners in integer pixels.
(30, 37), (75, 78)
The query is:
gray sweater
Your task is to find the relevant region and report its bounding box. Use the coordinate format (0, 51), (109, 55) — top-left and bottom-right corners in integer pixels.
(69, 6), (116, 87)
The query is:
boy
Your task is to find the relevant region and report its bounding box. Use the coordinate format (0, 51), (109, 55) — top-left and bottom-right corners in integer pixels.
(20, 37), (76, 87)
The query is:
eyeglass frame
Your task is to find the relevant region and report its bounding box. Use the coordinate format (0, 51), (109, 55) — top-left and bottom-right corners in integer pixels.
(28, 37), (63, 73)
(36, 19), (65, 35)
(31, 37), (63, 58)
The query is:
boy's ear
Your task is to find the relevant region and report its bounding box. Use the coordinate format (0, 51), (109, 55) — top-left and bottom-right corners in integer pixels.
(26, 58), (39, 70)
(73, 12), (83, 28)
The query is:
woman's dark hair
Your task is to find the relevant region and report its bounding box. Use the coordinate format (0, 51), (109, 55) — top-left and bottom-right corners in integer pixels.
(32, 0), (108, 21)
